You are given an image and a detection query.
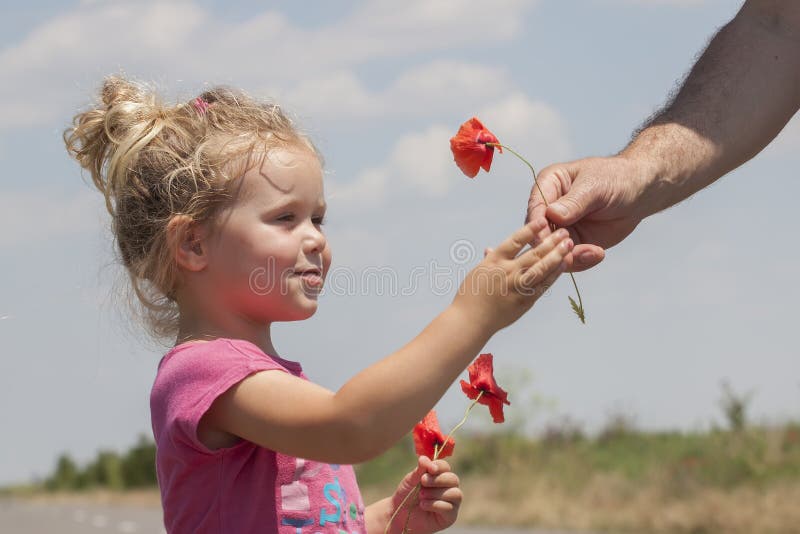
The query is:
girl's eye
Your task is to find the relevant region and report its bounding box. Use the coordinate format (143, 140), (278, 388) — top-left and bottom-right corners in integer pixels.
(313, 216), (326, 226)
(277, 213), (295, 222)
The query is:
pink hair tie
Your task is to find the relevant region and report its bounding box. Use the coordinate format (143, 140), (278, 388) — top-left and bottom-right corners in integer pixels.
(192, 96), (210, 116)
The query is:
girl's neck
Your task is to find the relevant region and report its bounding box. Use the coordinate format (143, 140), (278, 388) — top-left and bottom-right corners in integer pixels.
(176, 310), (278, 357)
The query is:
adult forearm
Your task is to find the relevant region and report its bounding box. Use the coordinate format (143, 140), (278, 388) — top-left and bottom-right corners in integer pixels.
(622, 0), (800, 217)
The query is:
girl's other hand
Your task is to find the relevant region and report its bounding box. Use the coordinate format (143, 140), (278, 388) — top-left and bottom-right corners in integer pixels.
(453, 217), (573, 332)
(388, 456), (462, 533)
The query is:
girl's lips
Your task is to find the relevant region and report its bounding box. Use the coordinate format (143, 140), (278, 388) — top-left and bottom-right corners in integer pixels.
(294, 271), (323, 287)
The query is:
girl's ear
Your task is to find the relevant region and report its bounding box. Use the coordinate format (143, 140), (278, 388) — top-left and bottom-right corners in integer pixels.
(167, 215), (209, 272)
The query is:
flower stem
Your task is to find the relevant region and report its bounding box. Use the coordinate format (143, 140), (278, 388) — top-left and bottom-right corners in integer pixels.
(386, 488), (415, 534)
(386, 391), (486, 534)
(435, 390), (484, 460)
(487, 142), (586, 324)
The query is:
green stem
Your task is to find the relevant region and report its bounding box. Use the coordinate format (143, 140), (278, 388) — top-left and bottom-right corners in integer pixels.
(435, 390), (484, 460)
(386, 488), (415, 534)
(490, 143), (548, 209)
(400, 485), (421, 534)
(487, 142), (586, 324)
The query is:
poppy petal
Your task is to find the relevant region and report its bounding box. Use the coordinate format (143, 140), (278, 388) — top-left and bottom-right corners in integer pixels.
(412, 410), (455, 459)
(460, 353), (511, 423)
(450, 117), (501, 178)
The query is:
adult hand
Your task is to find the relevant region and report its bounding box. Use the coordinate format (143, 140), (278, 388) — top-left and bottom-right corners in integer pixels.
(526, 155), (654, 272)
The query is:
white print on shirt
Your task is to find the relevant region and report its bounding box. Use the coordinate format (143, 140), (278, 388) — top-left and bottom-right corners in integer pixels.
(280, 458), (323, 511)
(279, 459), (364, 533)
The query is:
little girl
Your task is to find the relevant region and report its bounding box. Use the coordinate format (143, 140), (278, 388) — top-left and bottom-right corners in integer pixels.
(65, 76), (573, 533)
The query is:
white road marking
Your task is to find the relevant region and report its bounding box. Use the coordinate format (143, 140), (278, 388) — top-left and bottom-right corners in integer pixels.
(117, 520), (138, 532)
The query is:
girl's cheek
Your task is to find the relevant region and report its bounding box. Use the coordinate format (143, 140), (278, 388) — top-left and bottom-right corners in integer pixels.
(323, 247), (333, 269)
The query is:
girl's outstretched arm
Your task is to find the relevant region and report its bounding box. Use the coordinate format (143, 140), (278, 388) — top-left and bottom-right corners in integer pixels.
(202, 219), (572, 463)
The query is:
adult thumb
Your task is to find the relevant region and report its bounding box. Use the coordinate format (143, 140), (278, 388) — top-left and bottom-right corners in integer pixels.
(547, 178), (600, 226)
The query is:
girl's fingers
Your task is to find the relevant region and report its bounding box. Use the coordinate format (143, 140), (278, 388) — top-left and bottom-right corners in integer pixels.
(429, 459), (450, 474)
(521, 258), (567, 298)
(516, 228), (570, 271)
(419, 458), (450, 477)
(518, 238), (572, 290)
(419, 499), (457, 513)
(398, 456), (430, 493)
(418, 487), (463, 513)
(419, 486), (463, 502)
(420, 471), (459, 488)
(494, 218), (548, 259)
(417, 455), (434, 472)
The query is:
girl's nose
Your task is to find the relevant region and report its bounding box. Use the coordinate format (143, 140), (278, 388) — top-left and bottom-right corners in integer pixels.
(302, 222), (327, 253)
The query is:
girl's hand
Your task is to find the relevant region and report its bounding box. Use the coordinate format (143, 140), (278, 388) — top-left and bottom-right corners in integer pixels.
(388, 456), (462, 534)
(453, 217), (573, 332)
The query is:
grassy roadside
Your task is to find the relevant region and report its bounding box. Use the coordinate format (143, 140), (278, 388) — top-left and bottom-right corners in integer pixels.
(357, 423), (800, 534)
(6, 422), (800, 533)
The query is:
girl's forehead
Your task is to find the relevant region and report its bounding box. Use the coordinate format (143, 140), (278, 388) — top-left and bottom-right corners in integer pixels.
(238, 147), (324, 205)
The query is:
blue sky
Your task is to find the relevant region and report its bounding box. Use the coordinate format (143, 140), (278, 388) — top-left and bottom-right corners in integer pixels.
(1, 0), (798, 486)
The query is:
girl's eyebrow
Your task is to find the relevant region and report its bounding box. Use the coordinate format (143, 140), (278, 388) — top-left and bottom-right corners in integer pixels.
(262, 198), (327, 213)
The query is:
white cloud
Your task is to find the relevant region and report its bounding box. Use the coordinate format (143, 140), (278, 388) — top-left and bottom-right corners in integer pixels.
(316, 0), (535, 63)
(0, 187), (105, 248)
(286, 72), (380, 119)
(0, 1), (209, 127)
(327, 124), (457, 211)
(327, 167), (389, 208)
(284, 61), (513, 120)
(389, 125), (455, 196)
(478, 92), (572, 164)
(0, 0), (536, 129)
(327, 94), (571, 208)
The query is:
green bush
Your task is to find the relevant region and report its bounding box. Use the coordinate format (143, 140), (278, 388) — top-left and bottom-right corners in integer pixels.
(41, 435), (157, 491)
(121, 434), (157, 488)
(33, 419), (800, 498)
(44, 453), (79, 491)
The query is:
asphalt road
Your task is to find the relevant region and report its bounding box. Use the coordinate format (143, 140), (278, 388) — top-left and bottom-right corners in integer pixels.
(0, 497), (586, 534)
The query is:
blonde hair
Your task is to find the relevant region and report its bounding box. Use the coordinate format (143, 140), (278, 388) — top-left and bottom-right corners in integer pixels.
(65, 75), (317, 341)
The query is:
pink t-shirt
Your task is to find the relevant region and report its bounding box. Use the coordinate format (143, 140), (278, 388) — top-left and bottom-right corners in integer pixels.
(150, 338), (367, 533)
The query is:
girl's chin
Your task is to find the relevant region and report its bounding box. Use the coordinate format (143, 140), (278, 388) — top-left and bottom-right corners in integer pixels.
(277, 300), (319, 322)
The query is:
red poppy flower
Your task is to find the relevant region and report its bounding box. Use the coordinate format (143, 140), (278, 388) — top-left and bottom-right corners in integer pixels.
(459, 353), (510, 423)
(449, 117), (502, 178)
(412, 410), (455, 459)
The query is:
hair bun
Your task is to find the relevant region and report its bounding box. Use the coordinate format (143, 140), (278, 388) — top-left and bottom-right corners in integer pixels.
(101, 75), (148, 109)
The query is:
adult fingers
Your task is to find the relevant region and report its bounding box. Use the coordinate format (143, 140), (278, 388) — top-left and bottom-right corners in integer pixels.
(545, 171), (608, 228)
(494, 218), (549, 259)
(525, 163), (572, 224)
(568, 243), (606, 272)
